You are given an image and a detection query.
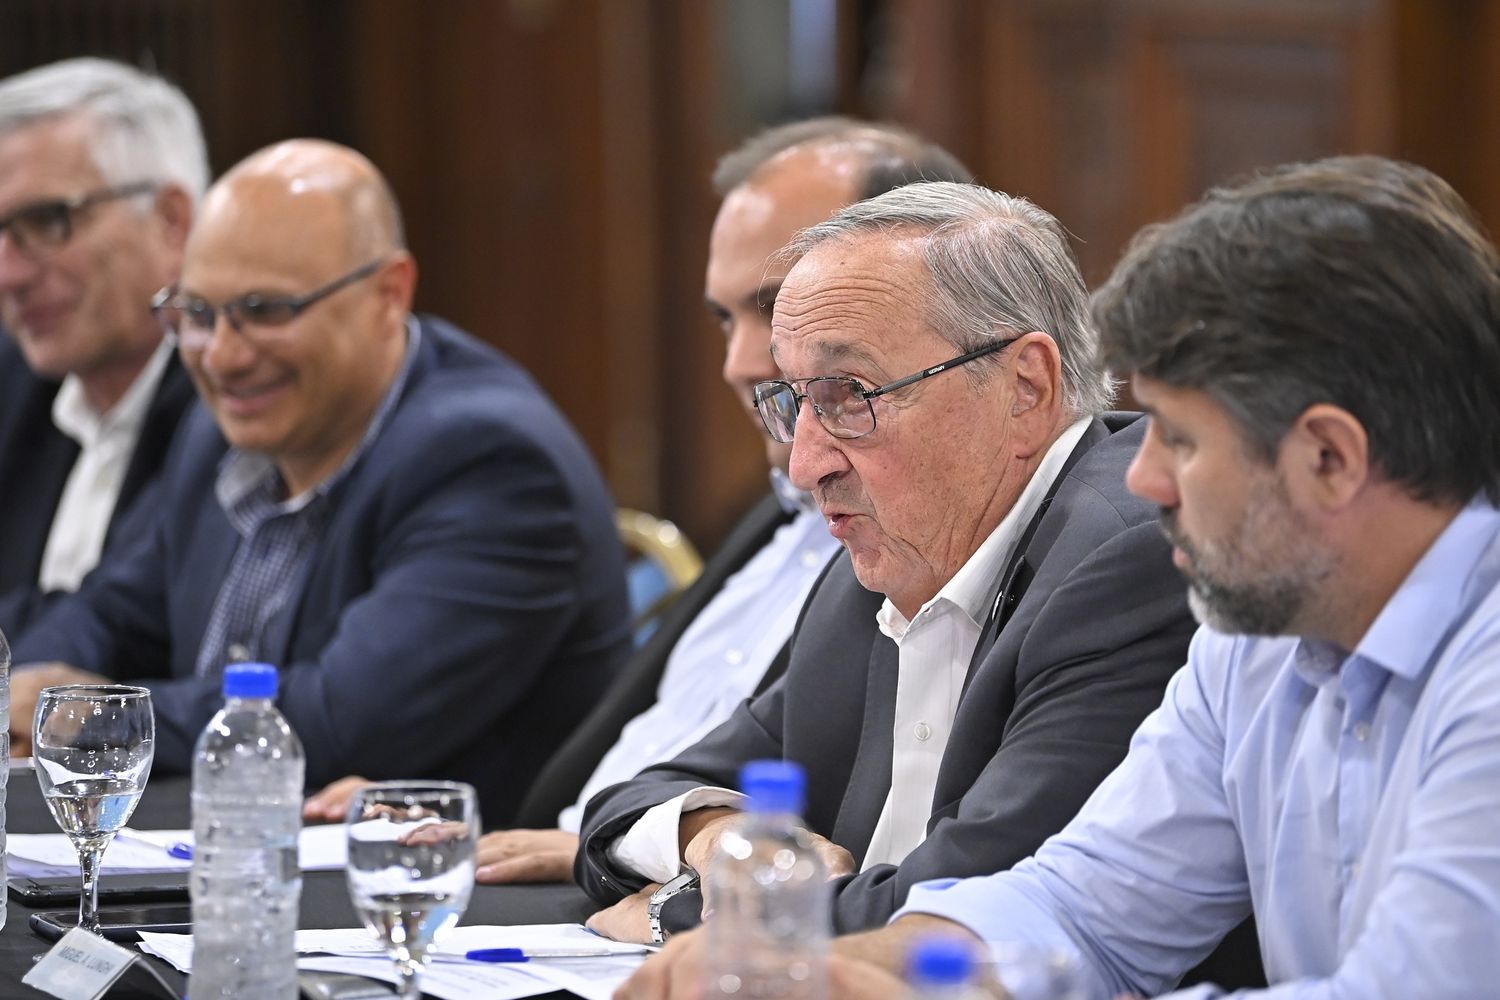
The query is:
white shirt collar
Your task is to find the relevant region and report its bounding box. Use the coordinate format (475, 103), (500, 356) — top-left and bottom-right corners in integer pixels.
(51, 338), (174, 449)
(877, 416), (1093, 638)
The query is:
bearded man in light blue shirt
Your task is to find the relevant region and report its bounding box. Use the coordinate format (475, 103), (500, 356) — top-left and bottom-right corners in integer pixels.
(618, 156), (1500, 999)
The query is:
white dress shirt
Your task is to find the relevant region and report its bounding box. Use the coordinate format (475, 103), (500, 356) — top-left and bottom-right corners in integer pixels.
(609, 418), (1092, 881)
(557, 476), (841, 833)
(39, 340), (173, 592)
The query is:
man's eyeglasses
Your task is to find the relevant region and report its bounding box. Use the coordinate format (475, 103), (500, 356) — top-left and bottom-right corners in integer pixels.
(0, 181), (159, 259)
(753, 337), (1018, 444)
(152, 259), (387, 353)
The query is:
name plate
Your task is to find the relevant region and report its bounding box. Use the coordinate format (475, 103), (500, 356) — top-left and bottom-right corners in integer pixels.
(23, 926), (138, 1000)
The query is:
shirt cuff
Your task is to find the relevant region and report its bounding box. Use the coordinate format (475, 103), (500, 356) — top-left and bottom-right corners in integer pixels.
(605, 787), (746, 883)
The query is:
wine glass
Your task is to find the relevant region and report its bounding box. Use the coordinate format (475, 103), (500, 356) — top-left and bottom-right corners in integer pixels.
(32, 684), (155, 932)
(345, 781), (478, 1000)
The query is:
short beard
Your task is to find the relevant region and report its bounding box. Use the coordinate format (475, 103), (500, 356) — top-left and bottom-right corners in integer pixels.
(1163, 474), (1333, 637)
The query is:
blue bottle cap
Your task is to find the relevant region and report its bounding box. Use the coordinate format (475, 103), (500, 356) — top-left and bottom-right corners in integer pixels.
(907, 935), (975, 986)
(222, 662), (278, 699)
(738, 759), (805, 815)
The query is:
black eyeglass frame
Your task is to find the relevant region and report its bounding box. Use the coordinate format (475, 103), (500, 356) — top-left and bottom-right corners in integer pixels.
(0, 181), (160, 258)
(151, 258), (387, 351)
(753, 336), (1019, 444)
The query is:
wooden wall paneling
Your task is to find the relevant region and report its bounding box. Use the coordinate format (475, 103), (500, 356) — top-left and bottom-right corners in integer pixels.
(595, 0), (666, 514)
(1123, 0), (1393, 233)
(1480, 0), (1500, 232)
(652, 1), (771, 551)
(1388, 0), (1496, 231)
(979, 0), (1136, 285)
(881, 0), (985, 170)
(342, 0), (621, 475)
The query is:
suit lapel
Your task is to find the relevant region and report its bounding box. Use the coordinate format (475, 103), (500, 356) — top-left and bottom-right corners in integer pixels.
(963, 417), (1112, 689)
(831, 633), (899, 861)
(111, 357), (196, 538)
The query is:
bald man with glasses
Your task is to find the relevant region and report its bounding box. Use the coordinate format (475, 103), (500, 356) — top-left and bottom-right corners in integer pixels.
(0, 59), (204, 640)
(9, 138), (633, 826)
(579, 183), (1263, 991)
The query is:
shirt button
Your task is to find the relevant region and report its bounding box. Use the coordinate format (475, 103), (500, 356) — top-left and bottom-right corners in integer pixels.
(913, 722), (932, 742)
(227, 643), (252, 661)
(801, 550), (822, 568)
(724, 649), (744, 665)
(1352, 722), (1371, 742)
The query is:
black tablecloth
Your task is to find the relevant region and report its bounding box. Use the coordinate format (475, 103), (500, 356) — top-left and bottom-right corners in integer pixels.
(3, 767), (596, 997)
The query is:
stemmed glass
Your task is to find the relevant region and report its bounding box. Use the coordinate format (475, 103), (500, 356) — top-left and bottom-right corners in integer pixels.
(32, 685), (155, 932)
(345, 781), (478, 1000)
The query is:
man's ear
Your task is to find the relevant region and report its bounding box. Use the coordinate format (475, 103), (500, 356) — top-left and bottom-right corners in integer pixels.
(1007, 331), (1063, 454)
(153, 184), (194, 251)
(374, 250), (418, 324)
(1280, 403), (1370, 509)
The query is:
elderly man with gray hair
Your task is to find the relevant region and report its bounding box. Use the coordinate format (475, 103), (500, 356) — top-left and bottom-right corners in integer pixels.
(0, 57), (206, 638)
(580, 180), (1200, 954)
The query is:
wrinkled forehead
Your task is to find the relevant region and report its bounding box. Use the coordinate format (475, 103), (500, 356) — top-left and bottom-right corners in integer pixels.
(769, 233), (931, 373)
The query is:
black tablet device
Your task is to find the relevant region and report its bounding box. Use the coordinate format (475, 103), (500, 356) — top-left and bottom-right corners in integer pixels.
(29, 903), (193, 943)
(8, 871), (191, 908)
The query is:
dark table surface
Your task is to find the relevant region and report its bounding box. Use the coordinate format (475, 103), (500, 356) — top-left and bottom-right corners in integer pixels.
(3, 767), (597, 998)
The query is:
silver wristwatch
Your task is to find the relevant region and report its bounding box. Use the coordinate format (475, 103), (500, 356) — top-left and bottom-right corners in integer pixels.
(646, 870), (700, 944)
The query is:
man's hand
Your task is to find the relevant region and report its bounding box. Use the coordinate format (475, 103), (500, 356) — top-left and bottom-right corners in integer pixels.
(611, 928), (920, 1000)
(612, 924), (707, 1000)
(303, 775), (372, 822)
(10, 663), (111, 757)
(682, 811), (856, 915)
(586, 884), (660, 943)
(476, 828), (579, 884)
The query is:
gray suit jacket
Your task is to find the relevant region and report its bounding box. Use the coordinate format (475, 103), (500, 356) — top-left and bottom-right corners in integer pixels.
(578, 412), (1197, 931)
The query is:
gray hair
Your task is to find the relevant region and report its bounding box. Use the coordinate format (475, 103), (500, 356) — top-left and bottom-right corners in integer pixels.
(785, 181), (1115, 416)
(0, 57), (209, 204)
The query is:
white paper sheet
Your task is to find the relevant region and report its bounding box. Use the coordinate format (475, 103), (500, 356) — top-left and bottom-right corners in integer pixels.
(9, 824), (350, 873)
(138, 923), (648, 1000)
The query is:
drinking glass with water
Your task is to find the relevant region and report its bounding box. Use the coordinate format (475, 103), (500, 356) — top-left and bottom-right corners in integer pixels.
(32, 684), (154, 932)
(345, 781), (478, 1000)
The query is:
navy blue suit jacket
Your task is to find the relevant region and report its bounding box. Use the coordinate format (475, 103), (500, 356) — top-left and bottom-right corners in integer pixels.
(14, 316), (634, 824)
(0, 337), (197, 635)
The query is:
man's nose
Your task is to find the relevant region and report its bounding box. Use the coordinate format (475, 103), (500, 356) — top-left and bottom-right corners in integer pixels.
(787, 401), (851, 494)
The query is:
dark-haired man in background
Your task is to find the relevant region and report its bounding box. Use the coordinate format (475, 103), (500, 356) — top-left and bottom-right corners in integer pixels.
(756, 156), (1500, 999)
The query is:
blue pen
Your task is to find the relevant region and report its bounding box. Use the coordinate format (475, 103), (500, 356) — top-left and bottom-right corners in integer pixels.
(167, 842), (194, 860)
(464, 947), (646, 963)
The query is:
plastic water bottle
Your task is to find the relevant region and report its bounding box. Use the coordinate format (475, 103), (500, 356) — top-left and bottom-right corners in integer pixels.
(705, 759), (829, 999)
(0, 627), (9, 933)
(906, 936), (992, 1000)
(189, 663), (304, 999)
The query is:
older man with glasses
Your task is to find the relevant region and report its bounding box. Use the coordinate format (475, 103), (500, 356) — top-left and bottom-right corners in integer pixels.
(581, 181), (1260, 988)
(8, 138), (633, 826)
(0, 58), (204, 641)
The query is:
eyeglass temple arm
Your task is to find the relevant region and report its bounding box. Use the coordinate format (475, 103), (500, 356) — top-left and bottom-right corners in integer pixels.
(862, 337), (1014, 400)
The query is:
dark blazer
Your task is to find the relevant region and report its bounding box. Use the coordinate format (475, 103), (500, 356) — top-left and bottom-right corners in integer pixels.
(0, 338), (197, 635)
(13, 316), (634, 826)
(513, 491), (793, 827)
(579, 413), (1196, 930)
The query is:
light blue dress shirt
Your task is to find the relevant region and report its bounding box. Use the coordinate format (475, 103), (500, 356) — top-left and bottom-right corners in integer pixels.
(898, 500), (1500, 999)
(556, 477), (840, 832)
